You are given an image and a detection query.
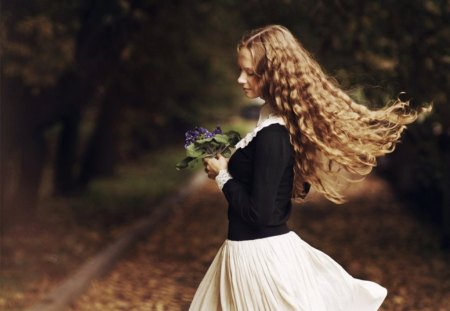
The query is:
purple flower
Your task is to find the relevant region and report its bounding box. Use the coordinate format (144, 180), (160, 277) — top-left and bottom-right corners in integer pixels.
(212, 125), (222, 135)
(183, 125), (222, 149)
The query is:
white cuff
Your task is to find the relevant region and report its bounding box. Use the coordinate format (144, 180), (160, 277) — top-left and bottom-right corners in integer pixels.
(215, 169), (233, 190)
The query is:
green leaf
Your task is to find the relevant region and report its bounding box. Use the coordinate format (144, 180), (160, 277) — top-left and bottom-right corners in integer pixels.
(186, 143), (203, 157)
(176, 157), (194, 170)
(203, 140), (221, 148)
(187, 157), (200, 169)
(195, 137), (214, 144)
(221, 148), (232, 157)
(213, 134), (229, 144)
(225, 130), (242, 146)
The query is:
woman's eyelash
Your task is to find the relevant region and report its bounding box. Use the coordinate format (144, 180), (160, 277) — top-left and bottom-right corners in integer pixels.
(237, 68), (256, 76)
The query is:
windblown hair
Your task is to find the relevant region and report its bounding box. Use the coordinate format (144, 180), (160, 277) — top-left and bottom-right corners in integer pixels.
(238, 25), (431, 204)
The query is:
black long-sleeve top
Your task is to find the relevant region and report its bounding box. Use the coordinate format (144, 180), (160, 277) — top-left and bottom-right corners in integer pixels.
(222, 123), (295, 241)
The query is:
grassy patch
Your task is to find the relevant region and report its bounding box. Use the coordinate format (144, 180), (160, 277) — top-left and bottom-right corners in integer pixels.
(68, 144), (199, 230)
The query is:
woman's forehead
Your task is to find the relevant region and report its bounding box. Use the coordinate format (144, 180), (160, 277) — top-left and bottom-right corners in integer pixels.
(238, 48), (254, 68)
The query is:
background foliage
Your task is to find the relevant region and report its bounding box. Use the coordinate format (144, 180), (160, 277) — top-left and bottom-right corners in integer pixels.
(1, 0), (449, 241)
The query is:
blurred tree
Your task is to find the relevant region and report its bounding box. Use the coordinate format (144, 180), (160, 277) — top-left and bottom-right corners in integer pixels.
(76, 0), (141, 186)
(1, 0), (88, 222)
(0, 0), (244, 224)
(112, 0), (244, 157)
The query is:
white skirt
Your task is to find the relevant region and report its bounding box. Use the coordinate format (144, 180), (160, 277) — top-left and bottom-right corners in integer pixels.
(189, 231), (387, 311)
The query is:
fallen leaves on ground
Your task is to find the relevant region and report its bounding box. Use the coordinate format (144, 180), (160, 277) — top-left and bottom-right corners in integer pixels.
(70, 176), (450, 311)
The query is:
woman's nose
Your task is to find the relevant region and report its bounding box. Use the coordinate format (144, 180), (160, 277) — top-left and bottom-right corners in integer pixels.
(237, 73), (246, 85)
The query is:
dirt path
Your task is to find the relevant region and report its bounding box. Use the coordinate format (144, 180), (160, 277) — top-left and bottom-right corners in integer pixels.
(70, 176), (450, 311)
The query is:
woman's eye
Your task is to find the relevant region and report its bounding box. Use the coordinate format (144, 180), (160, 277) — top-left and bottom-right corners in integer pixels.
(247, 71), (255, 76)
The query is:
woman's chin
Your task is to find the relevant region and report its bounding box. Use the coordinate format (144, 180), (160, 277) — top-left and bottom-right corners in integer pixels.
(244, 92), (258, 99)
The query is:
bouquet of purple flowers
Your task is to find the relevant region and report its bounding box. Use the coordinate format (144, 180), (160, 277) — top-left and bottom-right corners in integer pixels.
(176, 125), (241, 170)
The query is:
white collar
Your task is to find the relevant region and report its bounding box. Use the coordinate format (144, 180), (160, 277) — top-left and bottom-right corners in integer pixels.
(234, 103), (286, 150)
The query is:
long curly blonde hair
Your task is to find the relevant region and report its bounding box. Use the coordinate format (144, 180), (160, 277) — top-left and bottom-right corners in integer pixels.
(238, 25), (432, 204)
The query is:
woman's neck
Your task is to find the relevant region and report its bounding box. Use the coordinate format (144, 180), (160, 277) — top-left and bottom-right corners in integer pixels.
(257, 102), (277, 125)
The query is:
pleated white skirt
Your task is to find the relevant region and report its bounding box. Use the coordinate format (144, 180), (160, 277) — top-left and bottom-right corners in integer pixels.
(189, 231), (387, 311)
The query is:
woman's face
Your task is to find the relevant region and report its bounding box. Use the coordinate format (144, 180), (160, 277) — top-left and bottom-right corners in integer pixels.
(237, 48), (261, 99)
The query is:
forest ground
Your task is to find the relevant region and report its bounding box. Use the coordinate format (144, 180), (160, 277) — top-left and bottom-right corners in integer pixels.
(69, 174), (450, 311)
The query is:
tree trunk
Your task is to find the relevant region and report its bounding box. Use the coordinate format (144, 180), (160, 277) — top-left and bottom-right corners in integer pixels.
(13, 134), (47, 222)
(53, 110), (82, 196)
(78, 86), (123, 186)
(440, 132), (450, 250)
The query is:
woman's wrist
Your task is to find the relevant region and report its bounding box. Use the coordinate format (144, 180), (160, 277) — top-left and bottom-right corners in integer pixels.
(215, 168), (233, 190)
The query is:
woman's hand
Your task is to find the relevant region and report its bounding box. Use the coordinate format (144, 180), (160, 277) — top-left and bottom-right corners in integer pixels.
(203, 154), (229, 180)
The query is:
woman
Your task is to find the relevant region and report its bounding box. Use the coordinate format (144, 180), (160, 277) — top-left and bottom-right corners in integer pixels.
(191, 25), (430, 310)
